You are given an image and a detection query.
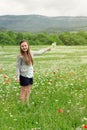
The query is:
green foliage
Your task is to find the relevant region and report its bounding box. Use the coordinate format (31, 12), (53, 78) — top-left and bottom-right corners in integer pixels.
(77, 30), (87, 39)
(0, 32), (15, 45)
(16, 32), (24, 45)
(59, 31), (87, 45)
(0, 30), (87, 45)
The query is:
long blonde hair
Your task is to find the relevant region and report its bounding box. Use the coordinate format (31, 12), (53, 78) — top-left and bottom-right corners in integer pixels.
(20, 39), (33, 65)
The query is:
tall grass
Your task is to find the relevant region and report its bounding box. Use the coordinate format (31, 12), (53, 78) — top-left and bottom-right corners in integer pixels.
(0, 45), (87, 130)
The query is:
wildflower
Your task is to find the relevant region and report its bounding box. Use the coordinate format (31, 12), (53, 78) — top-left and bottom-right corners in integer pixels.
(57, 76), (61, 78)
(5, 80), (10, 84)
(57, 68), (60, 71)
(58, 109), (63, 113)
(52, 71), (56, 74)
(49, 80), (52, 84)
(68, 71), (74, 76)
(82, 125), (87, 128)
(3, 75), (8, 78)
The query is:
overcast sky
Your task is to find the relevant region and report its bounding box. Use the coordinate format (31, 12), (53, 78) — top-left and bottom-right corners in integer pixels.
(0, 0), (87, 16)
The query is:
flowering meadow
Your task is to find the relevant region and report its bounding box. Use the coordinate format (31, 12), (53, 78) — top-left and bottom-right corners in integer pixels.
(0, 45), (87, 130)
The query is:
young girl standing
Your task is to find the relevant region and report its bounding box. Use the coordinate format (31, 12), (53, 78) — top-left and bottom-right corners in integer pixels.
(16, 39), (54, 104)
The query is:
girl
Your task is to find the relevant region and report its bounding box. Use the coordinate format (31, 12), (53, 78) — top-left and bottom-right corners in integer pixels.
(16, 39), (54, 104)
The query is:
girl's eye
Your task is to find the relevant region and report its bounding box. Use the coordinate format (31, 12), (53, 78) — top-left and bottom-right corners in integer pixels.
(22, 45), (26, 47)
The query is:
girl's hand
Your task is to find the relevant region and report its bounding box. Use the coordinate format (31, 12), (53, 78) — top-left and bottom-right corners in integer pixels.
(51, 42), (56, 48)
(17, 79), (20, 82)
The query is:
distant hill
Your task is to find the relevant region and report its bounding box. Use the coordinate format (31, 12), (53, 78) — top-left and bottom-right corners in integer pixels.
(0, 15), (87, 33)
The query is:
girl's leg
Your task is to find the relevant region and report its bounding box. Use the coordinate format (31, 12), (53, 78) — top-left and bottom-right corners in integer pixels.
(20, 86), (26, 102)
(25, 85), (31, 104)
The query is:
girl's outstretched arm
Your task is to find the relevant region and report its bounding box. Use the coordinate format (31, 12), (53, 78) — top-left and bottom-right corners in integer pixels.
(31, 42), (56, 56)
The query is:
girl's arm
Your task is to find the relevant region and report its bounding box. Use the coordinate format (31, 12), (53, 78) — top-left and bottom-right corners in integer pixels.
(31, 42), (56, 56)
(16, 55), (21, 81)
(31, 47), (51, 56)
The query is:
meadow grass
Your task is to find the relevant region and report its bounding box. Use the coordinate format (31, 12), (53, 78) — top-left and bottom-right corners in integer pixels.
(0, 45), (87, 130)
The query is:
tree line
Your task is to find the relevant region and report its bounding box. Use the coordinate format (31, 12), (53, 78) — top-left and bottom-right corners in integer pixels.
(0, 30), (87, 46)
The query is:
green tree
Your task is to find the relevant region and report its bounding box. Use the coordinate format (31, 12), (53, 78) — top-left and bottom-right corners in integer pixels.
(16, 32), (24, 45)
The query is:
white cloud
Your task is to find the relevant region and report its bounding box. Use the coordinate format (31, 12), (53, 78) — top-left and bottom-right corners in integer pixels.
(0, 0), (87, 16)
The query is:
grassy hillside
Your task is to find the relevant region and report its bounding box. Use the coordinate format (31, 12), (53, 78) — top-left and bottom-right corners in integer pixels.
(0, 15), (87, 33)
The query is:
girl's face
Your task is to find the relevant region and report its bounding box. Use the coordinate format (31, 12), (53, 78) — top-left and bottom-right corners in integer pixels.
(20, 42), (28, 52)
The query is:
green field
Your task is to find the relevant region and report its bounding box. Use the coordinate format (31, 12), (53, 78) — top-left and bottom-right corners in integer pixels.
(0, 45), (87, 130)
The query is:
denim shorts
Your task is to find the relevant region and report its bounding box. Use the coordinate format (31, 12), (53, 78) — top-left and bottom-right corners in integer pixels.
(20, 75), (33, 86)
